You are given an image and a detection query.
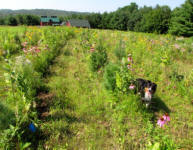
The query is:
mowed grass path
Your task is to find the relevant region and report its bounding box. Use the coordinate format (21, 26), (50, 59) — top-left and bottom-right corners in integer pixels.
(38, 29), (193, 150)
(41, 38), (147, 149)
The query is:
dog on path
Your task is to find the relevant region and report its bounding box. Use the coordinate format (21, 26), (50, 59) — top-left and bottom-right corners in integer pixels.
(130, 78), (157, 107)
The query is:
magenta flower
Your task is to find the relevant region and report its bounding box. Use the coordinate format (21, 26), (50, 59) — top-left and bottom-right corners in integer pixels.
(127, 64), (131, 69)
(157, 117), (166, 127)
(163, 113), (170, 122)
(129, 84), (135, 90)
(128, 57), (132, 62)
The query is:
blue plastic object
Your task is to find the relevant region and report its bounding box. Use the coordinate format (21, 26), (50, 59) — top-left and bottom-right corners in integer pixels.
(29, 123), (36, 133)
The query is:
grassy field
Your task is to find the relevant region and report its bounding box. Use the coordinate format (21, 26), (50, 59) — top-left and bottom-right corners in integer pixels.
(0, 27), (192, 149)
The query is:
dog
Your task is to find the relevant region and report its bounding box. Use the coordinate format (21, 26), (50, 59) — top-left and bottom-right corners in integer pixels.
(130, 78), (157, 107)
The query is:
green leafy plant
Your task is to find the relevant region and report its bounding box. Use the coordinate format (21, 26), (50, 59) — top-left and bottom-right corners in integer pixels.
(90, 38), (108, 72)
(114, 39), (126, 61)
(103, 63), (120, 91)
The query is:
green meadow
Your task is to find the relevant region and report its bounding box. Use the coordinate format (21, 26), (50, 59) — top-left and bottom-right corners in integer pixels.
(0, 26), (192, 150)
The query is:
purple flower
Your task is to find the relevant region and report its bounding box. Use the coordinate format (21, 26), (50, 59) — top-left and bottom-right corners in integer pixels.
(163, 113), (170, 122)
(157, 117), (166, 127)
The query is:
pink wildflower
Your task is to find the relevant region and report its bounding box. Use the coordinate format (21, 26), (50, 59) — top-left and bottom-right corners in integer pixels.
(129, 84), (135, 90)
(35, 49), (41, 53)
(163, 113), (170, 122)
(174, 44), (180, 49)
(127, 54), (133, 64)
(22, 48), (27, 53)
(157, 117), (166, 127)
(22, 42), (28, 47)
(90, 47), (95, 53)
(128, 57), (133, 63)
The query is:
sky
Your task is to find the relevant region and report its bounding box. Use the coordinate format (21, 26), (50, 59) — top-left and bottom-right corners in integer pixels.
(0, 0), (186, 12)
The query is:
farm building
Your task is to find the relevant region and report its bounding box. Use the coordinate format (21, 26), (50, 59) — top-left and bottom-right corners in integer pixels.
(40, 16), (60, 26)
(65, 19), (90, 28)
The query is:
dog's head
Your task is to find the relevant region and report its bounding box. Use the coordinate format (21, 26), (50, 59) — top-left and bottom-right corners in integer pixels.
(145, 81), (157, 95)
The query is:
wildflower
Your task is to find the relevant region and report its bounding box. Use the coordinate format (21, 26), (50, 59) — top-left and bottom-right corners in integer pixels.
(22, 42), (28, 47)
(35, 49), (41, 53)
(98, 70), (101, 73)
(128, 57), (133, 62)
(127, 54), (133, 63)
(174, 44), (180, 49)
(127, 64), (131, 69)
(129, 84), (135, 90)
(22, 48), (28, 53)
(90, 46), (95, 52)
(176, 37), (184, 41)
(181, 48), (185, 52)
(163, 113), (170, 122)
(25, 59), (31, 64)
(157, 117), (166, 127)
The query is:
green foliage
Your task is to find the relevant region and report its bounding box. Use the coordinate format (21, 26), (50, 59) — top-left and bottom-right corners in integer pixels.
(147, 136), (178, 150)
(114, 39), (126, 60)
(0, 26), (192, 149)
(0, 14), (40, 26)
(90, 39), (108, 72)
(103, 63), (120, 91)
(139, 6), (171, 34)
(6, 15), (18, 26)
(169, 0), (193, 37)
(0, 27), (74, 149)
(0, 31), (22, 56)
(115, 64), (134, 93)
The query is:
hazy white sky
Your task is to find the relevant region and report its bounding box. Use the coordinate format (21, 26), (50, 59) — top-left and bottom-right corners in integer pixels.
(0, 0), (186, 12)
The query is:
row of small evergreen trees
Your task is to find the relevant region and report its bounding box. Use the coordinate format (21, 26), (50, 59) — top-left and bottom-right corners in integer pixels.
(0, 0), (192, 36)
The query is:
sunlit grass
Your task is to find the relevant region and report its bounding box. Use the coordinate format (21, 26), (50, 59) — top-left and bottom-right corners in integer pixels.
(0, 26), (192, 149)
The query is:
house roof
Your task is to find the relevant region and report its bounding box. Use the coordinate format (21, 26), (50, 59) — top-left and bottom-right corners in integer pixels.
(41, 17), (60, 23)
(68, 19), (90, 28)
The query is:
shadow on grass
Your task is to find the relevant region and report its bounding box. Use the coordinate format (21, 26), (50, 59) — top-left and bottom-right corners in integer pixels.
(148, 96), (171, 126)
(151, 96), (171, 113)
(0, 101), (15, 130)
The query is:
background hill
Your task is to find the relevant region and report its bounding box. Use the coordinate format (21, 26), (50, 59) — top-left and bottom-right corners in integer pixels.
(0, 9), (89, 17)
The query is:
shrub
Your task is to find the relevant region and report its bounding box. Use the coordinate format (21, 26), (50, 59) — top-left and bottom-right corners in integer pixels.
(103, 58), (135, 93)
(115, 64), (134, 93)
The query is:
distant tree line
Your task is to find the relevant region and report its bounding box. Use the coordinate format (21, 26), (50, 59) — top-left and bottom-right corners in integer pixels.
(0, 15), (40, 26)
(0, 0), (192, 36)
(60, 0), (193, 36)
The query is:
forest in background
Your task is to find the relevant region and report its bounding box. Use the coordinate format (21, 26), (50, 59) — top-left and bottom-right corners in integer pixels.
(0, 0), (192, 36)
